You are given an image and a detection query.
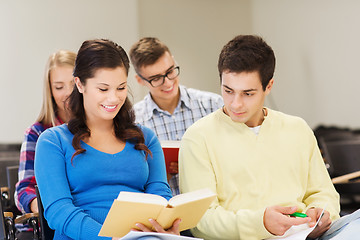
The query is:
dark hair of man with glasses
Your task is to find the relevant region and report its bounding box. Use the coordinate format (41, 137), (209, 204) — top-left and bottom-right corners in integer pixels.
(129, 37), (224, 196)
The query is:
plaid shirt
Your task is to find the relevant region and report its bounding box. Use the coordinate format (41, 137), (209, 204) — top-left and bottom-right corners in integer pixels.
(134, 85), (223, 141)
(134, 85), (223, 194)
(15, 117), (63, 213)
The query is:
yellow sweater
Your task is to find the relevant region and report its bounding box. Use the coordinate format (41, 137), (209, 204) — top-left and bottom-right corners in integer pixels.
(179, 108), (340, 240)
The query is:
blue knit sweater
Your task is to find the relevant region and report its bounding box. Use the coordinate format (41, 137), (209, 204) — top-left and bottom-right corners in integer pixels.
(35, 124), (172, 240)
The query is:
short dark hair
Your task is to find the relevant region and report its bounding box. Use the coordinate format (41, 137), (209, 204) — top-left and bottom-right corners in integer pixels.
(129, 37), (170, 72)
(218, 35), (275, 90)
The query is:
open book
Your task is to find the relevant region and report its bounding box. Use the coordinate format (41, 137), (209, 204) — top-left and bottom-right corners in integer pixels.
(99, 188), (216, 238)
(160, 140), (180, 174)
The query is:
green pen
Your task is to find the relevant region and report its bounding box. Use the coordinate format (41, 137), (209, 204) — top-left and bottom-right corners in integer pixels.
(290, 212), (308, 218)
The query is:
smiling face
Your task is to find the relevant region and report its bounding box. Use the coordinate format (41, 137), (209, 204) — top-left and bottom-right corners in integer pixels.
(136, 51), (180, 104)
(50, 65), (75, 121)
(75, 67), (128, 124)
(221, 71), (273, 127)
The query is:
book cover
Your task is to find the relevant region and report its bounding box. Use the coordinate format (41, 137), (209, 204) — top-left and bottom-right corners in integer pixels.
(160, 140), (180, 174)
(98, 188), (216, 238)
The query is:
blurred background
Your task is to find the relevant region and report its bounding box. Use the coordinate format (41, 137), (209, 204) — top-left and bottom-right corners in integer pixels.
(1, 0), (360, 143)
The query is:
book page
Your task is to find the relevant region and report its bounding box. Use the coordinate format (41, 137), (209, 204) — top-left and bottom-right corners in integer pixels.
(118, 231), (203, 240)
(267, 223), (314, 240)
(160, 140), (181, 148)
(117, 191), (168, 206)
(156, 189), (216, 231)
(267, 206), (326, 240)
(168, 188), (216, 207)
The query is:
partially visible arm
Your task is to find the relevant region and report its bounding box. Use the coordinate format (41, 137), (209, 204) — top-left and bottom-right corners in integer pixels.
(30, 198), (38, 213)
(15, 124), (42, 213)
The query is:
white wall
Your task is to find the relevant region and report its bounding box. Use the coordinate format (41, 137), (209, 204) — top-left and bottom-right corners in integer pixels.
(0, 0), (139, 143)
(137, 0), (360, 129)
(2, 0), (360, 143)
(137, 0), (252, 97)
(251, 0), (360, 128)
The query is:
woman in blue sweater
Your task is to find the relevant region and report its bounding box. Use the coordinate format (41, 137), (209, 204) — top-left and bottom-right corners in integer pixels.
(34, 39), (180, 240)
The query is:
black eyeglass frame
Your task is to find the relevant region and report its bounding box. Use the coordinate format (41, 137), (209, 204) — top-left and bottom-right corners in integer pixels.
(137, 66), (180, 87)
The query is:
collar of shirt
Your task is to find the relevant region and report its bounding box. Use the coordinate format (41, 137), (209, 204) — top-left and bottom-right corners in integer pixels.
(142, 85), (191, 121)
(55, 115), (65, 125)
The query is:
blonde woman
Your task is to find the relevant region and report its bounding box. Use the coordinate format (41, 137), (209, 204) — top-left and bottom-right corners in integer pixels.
(15, 50), (76, 216)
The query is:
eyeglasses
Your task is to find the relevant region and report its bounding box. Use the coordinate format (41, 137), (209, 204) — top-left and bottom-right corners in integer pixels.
(137, 66), (180, 87)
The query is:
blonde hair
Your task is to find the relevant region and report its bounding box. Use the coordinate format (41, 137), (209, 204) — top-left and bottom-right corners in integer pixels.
(36, 50), (76, 126)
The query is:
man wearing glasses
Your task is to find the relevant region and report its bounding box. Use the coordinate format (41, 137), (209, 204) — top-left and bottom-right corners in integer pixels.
(129, 37), (223, 195)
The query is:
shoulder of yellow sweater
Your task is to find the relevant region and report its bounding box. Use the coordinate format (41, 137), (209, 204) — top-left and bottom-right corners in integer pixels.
(268, 108), (310, 129)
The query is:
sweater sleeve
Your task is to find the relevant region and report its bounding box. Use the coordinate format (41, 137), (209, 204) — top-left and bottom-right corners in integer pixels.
(34, 129), (110, 240)
(302, 126), (340, 220)
(179, 130), (272, 240)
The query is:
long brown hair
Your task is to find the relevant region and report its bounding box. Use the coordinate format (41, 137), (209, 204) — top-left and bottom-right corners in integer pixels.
(68, 39), (151, 160)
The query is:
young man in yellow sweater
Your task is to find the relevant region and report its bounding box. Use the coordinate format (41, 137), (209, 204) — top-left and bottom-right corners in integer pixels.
(179, 35), (360, 239)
